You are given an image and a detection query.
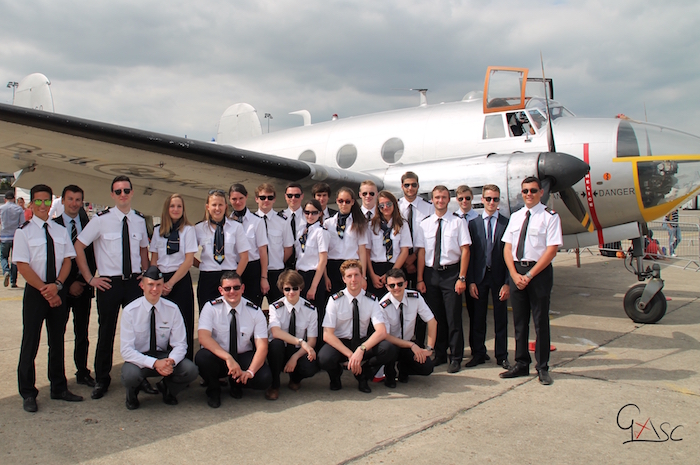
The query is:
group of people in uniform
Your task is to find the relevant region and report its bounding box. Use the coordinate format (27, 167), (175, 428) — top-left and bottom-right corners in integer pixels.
(13, 171), (562, 412)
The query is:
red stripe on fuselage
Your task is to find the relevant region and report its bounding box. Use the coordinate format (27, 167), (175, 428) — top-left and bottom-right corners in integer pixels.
(583, 143), (604, 245)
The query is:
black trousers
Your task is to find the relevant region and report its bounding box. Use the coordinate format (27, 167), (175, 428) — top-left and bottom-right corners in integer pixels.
(195, 348), (272, 398)
(162, 271), (195, 360)
(241, 259), (263, 306)
(197, 270), (225, 312)
(317, 339), (398, 382)
(66, 284), (93, 376)
(424, 265), (464, 362)
(121, 351), (199, 397)
(266, 268), (284, 304)
(471, 269), (509, 361)
(403, 264), (426, 347)
(299, 269), (327, 351)
(511, 263), (553, 372)
(94, 276), (142, 386)
(267, 339), (319, 388)
(367, 261), (393, 299)
(385, 346), (434, 381)
(18, 285), (70, 399)
(463, 288), (476, 355)
(326, 259), (345, 296)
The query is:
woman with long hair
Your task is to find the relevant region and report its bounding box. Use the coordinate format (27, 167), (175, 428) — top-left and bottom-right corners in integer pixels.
(150, 194), (198, 359)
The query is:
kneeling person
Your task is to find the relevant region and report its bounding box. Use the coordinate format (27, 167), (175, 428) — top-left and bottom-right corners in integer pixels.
(267, 270), (320, 400)
(318, 259), (397, 393)
(120, 266), (198, 410)
(195, 271), (272, 408)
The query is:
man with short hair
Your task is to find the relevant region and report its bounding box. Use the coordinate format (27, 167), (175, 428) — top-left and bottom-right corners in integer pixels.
(417, 185), (471, 373)
(454, 185), (478, 362)
(52, 185), (98, 387)
(359, 180), (378, 220)
(312, 182), (337, 220)
(195, 271), (272, 408)
(1, 190), (25, 288)
(501, 176), (562, 385)
(379, 268), (436, 386)
(75, 175), (150, 400)
(283, 182), (305, 269)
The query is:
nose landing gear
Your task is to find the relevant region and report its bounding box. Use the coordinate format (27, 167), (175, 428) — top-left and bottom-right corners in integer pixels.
(623, 235), (667, 323)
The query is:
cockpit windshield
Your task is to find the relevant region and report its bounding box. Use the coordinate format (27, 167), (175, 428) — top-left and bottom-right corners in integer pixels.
(525, 98), (574, 128)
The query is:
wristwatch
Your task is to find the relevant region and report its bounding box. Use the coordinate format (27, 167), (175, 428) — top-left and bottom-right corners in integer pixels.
(298, 338), (304, 345)
(458, 276), (466, 283)
(426, 345), (434, 352)
(360, 344), (367, 352)
(525, 271), (533, 279)
(55, 280), (63, 291)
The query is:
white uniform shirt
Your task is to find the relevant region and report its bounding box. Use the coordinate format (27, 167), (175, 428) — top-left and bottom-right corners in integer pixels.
(199, 297), (267, 353)
(149, 224), (198, 273)
(378, 290), (435, 341)
(230, 209), (268, 262)
(420, 213), (472, 267)
(502, 203), (563, 261)
(324, 214), (368, 260)
(13, 215), (76, 282)
(399, 197), (430, 249)
(256, 209), (294, 271)
(322, 289), (385, 340)
(361, 205), (377, 221)
(294, 222), (330, 272)
(268, 296), (318, 343)
(283, 206), (305, 241)
(367, 220), (413, 263)
(120, 296), (187, 369)
(77, 208), (149, 276)
(195, 219), (251, 272)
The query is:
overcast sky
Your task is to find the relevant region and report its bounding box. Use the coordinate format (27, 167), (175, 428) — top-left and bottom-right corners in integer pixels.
(1, 0), (698, 141)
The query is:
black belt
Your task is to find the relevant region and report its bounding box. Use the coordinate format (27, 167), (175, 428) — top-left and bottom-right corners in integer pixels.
(486, 266), (492, 272)
(103, 273), (140, 281)
(433, 263), (459, 272)
(516, 261), (536, 267)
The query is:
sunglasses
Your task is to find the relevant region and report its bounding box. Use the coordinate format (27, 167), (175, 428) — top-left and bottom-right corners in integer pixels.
(257, 195), (275, 201)
(286, 193), (302, 199)
(360, 191), (376, 197)
(209, 189), (226, 195)
(336, 199), (353, 204)
(283, 286), (300, 292)
(303, 210), (320, 215)
(403, 183), (418, 188)
(387, 282), (405, 289)
(33, 199), (53, 206)
(483, 196), (500, 203)
(113, 188), (132, 196)
(378, 202), (393, 209)
(457, 196), (472, 202)
(522, 188), (540, 194)
(221, 285), (242, 292)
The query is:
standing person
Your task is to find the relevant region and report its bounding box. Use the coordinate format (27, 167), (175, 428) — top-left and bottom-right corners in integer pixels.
(75, 175), (150, 400)
(194, 189), (250, 312)
(317, 260), (396, 393)
(417, 185), (471, 373)
(465, 184), (511, 370)
(150, 194), (197, 360)
(18, 197), (33, 221)
(359, 180), (378, 221)
(501, 176), (562, 385)
(324, 187), (368, 295)
(229, 184), (269, 306)
(14, 184), (82, 412)
(48, 195), (64, 219)
(283, 182), (305, 270)
(378, 269), (437, 386)
(195, 271), (272, 407)
(454, 185), (478, 361)
(367, 191), (411, 298)
(1, 190), (25, 288)
(53, 185), (97, 386)
(266, 270), (319, 400)
(663, 209), (681, 257)
(312, 182), (337, 221)
(120, 266), (199, 410)
(254, 183), (294, 304)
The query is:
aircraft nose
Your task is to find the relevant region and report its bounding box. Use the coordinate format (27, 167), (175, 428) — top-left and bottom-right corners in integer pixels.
(537, 151), (590, 192)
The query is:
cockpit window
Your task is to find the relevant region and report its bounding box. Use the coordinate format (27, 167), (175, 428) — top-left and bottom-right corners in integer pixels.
(527, 109), (547, 130)
(483, 114), (506, 139)
(506, 111), (534, 137)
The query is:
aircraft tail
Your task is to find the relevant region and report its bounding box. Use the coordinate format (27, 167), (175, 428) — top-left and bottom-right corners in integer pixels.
(216, 103), (262, 145)
(13, 73), (54, 112)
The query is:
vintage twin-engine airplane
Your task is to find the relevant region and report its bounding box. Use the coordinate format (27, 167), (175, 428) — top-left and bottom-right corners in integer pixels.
(1, 67), (699, 323)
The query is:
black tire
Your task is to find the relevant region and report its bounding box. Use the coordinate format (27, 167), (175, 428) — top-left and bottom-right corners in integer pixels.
(623, 283), (667, 324)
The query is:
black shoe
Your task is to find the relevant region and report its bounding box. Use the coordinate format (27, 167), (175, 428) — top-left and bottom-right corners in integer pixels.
(125, 388), (140, 410)
(397, 373), (409, 384)
(156, 379), (178, 405)
(207, 395), (221, 408)
(384, 377), (397, 388)
(76, 372), (96, 387)
(140, 379), (158, 395)
(50, 390), (84, 402)
(447, 360), (461, 373)
(23, 396), (38, 413)
(200, 378), (209, 387)
(91, 383), (108, 399)
(434, 355), (448, 366)
(499, 365), (529, 379)
(330, 376), (342, 391)
(538, 370), (553, 385)
(358, 378), (372, 393)
(497, 359), (512, 371)
(464, 356), (486, 368)
(230, 384), (243, 399)
(484, 354), (491, 361)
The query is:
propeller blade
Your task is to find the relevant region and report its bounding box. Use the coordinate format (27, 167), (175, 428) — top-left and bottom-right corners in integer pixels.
(560, 187), (594, 232)
(540, 52), (556, 153)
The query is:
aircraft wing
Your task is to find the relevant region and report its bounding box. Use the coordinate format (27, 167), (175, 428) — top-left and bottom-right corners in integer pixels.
(0, 103), (382, 217)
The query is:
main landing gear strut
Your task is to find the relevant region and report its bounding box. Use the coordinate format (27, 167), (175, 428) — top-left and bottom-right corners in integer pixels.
(623, 235), (667, 323)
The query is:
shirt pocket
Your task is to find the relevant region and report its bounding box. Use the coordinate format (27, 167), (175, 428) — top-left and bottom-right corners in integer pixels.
(27, 237), (46, 260)
(158, 324), (172, 340)
(103, 232), (122, 253)
(527, 223), (547, 247)
(52, 234), (69, 261)
(336, 306), (353, 326)
(134, 329), (151, 348)
(239, 320), (255, 343)
(268, 230), (283, 246)
(224, 232), (237, 254)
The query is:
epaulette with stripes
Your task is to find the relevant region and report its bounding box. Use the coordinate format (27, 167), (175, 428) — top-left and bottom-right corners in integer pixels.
(96, 207), (111, 216)
(277, 211), (288, 220)
(379, 299), (390, 308)
(134, 210), (145, 218)
(272, 301), (285, 310)
(407, 291), (419, 298)
(331, 291), (344, 300)
(246, 301), (260, 310)
(304, 301), (316, 310)
(209, 297), (223, 305)
(365, 293), (377, 301)
(18, 220), (30, 229)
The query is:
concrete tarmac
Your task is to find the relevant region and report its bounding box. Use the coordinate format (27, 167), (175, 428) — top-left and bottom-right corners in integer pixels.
(0, 251), (698, 464)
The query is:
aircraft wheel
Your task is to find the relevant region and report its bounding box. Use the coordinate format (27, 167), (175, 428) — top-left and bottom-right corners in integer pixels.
(623, 283), (667, 324)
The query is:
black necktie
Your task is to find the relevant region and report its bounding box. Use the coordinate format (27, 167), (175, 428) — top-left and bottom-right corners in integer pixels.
(399, 302), (404, 340)
(516, 210), (531, 261)
(263, 214), (268, 236)
(212, 219), (225, 264)
(351, 298), (360, 351)
(299, 224), (310, 252)
(289, 212), (297, 266)
(70, 219), (78, 244)
(229, 309), (238, 361)
(289, 307), (297, 338)
(337, 213), (349, 239)
(486, 216), (494, 267)
(44, 223), (56, 283)
(433, 218), (442, 269)
(233, 208), (246, 223)
(407, 204), (414, 254)
(149, 306), (157, 354)
(291, 212), (297, 239)
(366, 211), (372, 221)
(166, 218), (181, 255)
(380, 219), (393, 261)
(122, 216), (132, 277)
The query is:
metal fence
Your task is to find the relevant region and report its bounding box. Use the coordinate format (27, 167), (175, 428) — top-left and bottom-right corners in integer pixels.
(615, 216), (700, 262)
